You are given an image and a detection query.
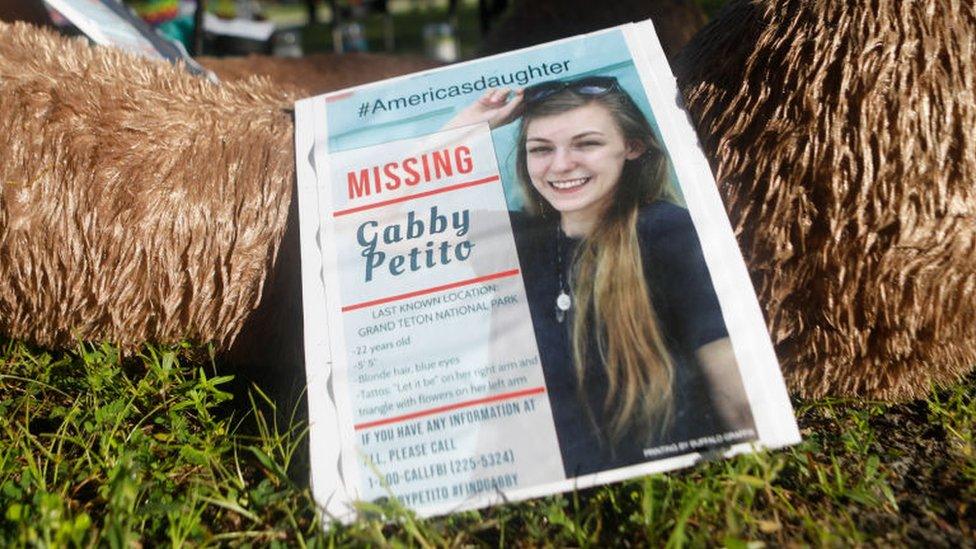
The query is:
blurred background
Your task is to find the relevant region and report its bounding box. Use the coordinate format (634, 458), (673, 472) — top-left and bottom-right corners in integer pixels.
(110, 0), (728, 62)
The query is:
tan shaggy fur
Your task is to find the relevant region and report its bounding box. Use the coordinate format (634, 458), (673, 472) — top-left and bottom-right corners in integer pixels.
(0, 22), (295, 351)
(675, 0), (976, 399)
(479, 0), (707, 61)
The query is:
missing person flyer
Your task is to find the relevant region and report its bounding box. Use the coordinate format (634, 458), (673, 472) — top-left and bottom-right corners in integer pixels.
(295, 21), (800, 522)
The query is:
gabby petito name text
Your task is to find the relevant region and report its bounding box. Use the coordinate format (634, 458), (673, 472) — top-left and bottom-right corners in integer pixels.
(357, 207), (473, 283)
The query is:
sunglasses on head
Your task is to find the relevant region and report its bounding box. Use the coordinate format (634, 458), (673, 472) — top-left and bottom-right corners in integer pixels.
(523, 76), (620, 105)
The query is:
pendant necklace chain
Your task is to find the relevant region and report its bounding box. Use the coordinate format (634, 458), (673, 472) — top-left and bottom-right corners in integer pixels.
(555, 225), (572, 323)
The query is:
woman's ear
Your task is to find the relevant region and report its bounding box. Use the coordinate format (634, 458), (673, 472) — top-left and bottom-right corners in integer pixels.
(625, 140), (647, 160)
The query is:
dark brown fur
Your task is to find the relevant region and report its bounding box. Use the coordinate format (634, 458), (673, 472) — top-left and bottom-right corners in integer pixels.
(478, 0), (707, 60)
(675, 0), (976, 399)
(0, 0), (51, 26)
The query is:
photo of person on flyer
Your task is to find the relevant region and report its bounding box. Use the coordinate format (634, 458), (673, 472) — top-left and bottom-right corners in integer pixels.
(445, 75), (757, 476)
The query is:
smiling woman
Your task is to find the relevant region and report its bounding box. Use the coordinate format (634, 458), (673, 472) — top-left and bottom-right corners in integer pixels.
(444, 77), (757, 476)
(522, 101), (644, 237)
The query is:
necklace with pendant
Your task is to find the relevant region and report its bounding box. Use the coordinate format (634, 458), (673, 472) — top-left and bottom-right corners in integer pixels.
(555, 225), (572, 323)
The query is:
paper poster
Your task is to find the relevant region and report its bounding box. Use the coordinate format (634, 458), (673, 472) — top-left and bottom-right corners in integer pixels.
(294, 21), (801, 521)
(326, 123), (565, 506)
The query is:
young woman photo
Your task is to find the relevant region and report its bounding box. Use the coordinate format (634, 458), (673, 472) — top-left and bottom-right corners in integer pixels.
(445, 76), (756, 476)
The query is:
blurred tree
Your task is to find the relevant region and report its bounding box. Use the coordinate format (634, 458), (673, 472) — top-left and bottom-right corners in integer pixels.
(306, 0), (317, 23)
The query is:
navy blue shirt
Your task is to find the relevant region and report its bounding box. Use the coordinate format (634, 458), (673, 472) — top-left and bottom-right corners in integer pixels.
(513, 201), (748, 477)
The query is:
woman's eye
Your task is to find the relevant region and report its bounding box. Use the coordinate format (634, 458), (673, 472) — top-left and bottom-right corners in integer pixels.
(527, 146), (552, 155)
(576, 141), (603, 149)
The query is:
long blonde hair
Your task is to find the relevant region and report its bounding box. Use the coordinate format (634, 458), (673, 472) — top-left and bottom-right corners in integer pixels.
(516, 87), (675, 444)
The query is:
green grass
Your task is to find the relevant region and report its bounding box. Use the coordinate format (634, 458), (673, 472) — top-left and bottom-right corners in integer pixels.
(1, 337), (973, 546)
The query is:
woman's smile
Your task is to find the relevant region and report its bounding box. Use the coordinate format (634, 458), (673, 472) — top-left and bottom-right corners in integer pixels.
(548, 176), (591, 191)
(525, 103), (644, 235)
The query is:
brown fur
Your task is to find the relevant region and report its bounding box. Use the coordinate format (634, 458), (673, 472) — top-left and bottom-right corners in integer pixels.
(0, 25), (441, 381)
(199, 53), (441, 96)
(0, 22), (295, 351)
(675, 0), (976, 399)
(478, 0), (707, 61)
